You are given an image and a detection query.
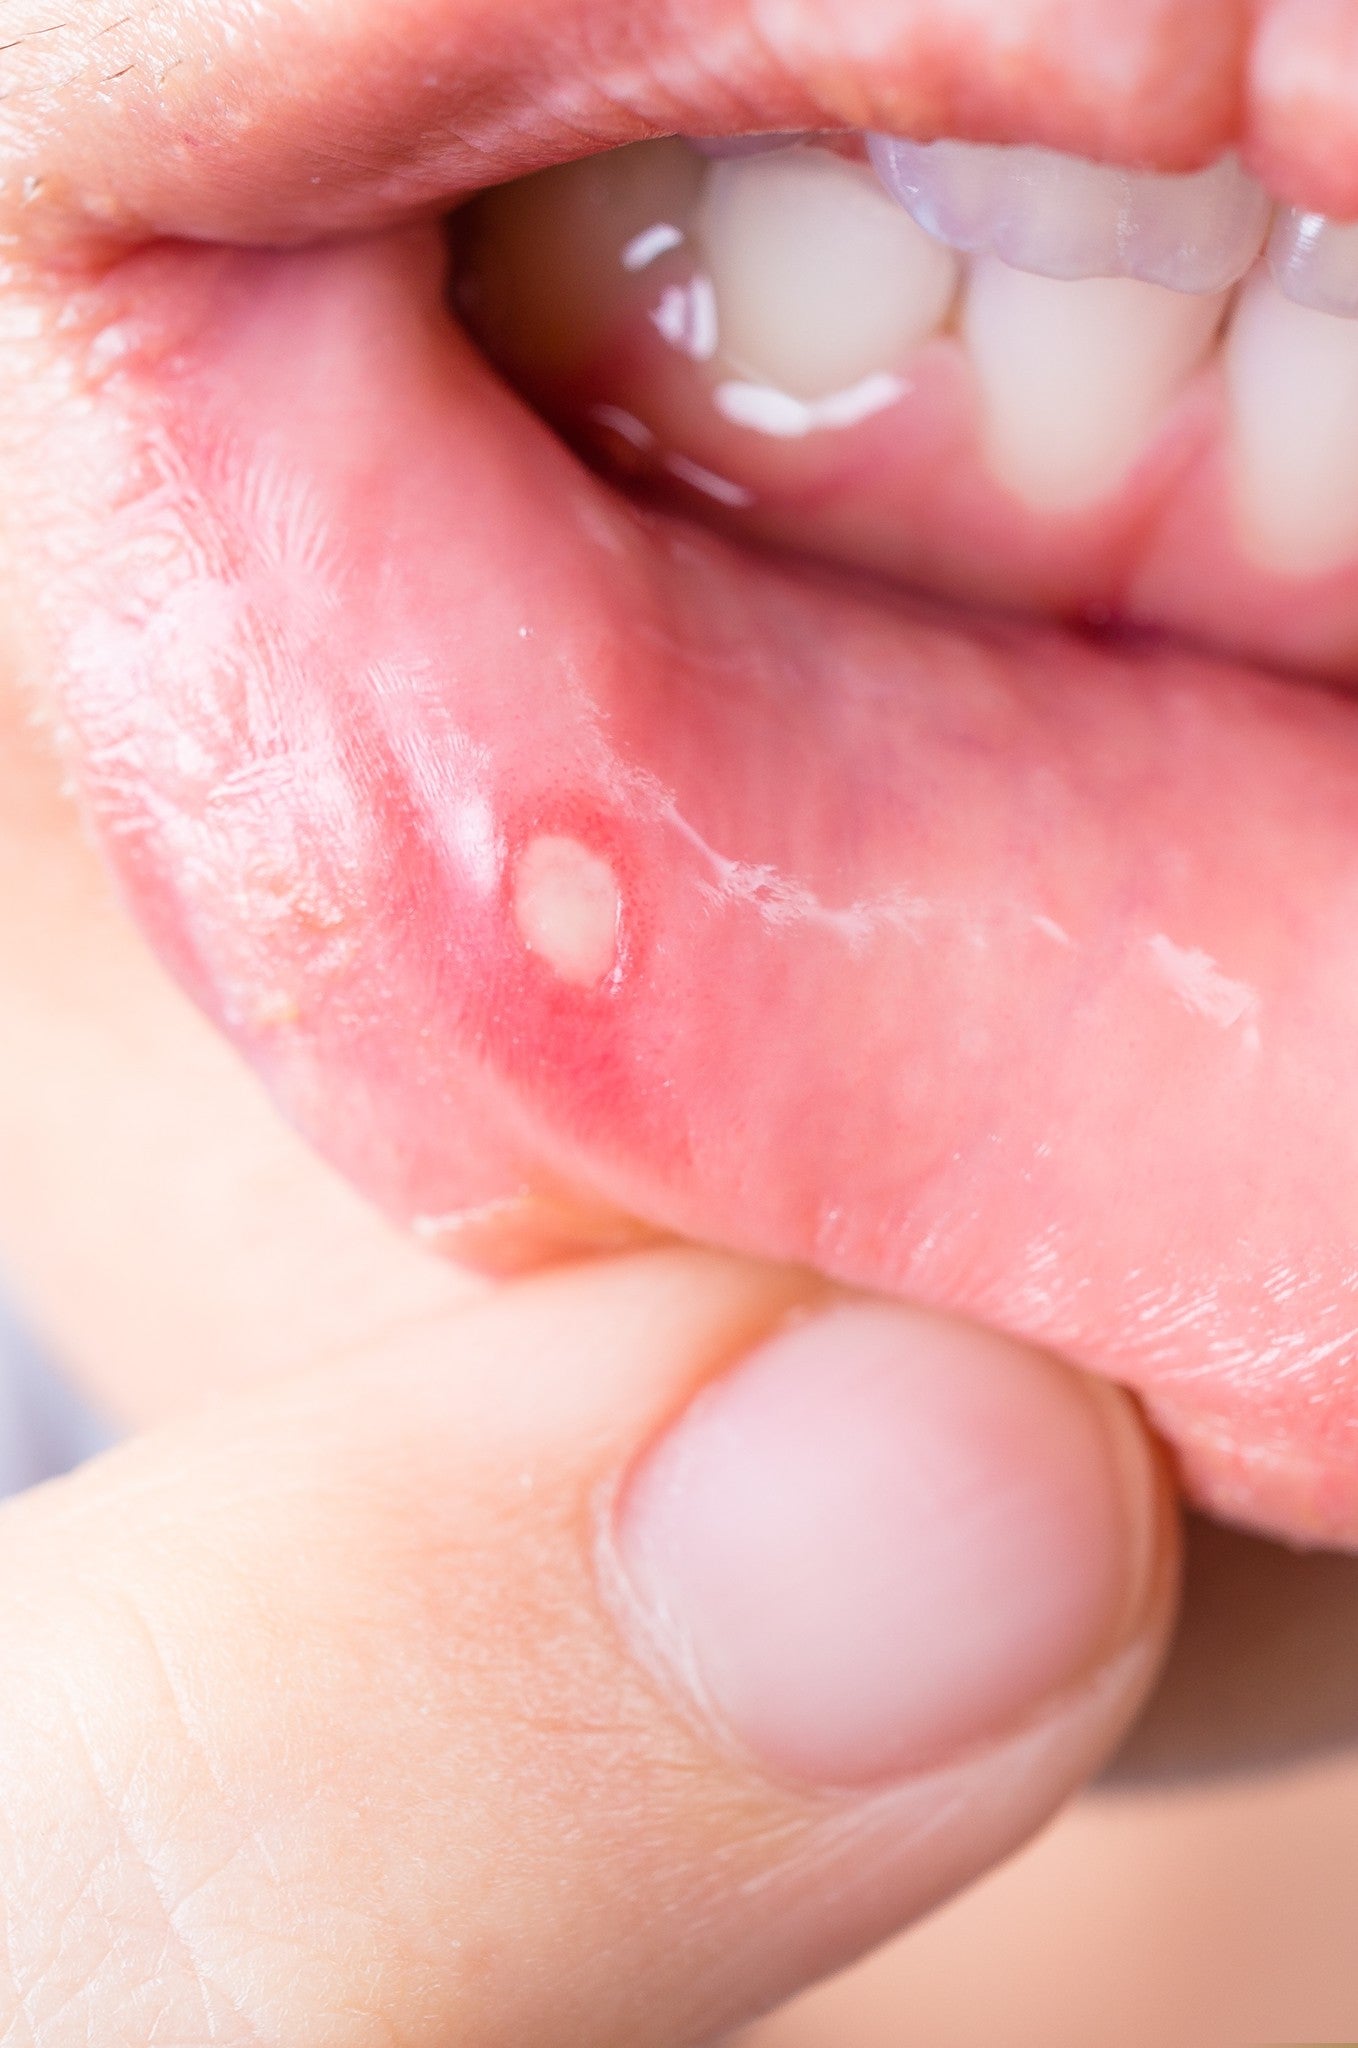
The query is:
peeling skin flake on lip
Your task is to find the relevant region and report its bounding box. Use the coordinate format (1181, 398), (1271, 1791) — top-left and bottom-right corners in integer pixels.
(1145, 934), (1261, 1040)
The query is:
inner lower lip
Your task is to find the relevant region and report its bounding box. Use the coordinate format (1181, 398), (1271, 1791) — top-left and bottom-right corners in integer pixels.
(48, 216), (1358, 1545)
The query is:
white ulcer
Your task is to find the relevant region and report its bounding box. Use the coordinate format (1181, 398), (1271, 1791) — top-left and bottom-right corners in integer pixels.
(694, 145), (959, 401)
(1226, 272), (1358, 576)
(512, 835), (621, 987)
(964, 259), (1225, 511)
(868, 136), (1271, 294)
(1268, 209), (1358, 319)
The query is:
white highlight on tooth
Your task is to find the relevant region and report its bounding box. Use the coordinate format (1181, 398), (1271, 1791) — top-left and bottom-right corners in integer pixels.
(868, 136), (1270, 294)
(512, 835), (620, 987)
(1268, 208), (1358, 319)
(622, 221), (685, 272)
(713, 371), (905, 439)
(696, 145), (958, 400)
(651, 276), (719, 359)
(1226, 271), (1358, 576)
(964, 258), (1224, 510)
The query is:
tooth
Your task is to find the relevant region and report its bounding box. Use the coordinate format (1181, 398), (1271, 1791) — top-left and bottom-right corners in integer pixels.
(868, 136), (1270, 294)
(964, 258), (1224, 510)
(695, 146), (958, 401)
(1268, 208), (1358, 319)
(1226, 272), (1358, 576)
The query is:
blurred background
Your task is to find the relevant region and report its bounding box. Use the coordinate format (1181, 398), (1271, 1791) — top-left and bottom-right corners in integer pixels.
(735, 1512), (1358, 2046)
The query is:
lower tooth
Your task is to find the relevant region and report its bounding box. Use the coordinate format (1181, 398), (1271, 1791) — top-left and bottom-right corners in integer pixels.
(963, 259), (1224, 511)
(1226, 272), (1358, 576)
(695, 146), (959, 401)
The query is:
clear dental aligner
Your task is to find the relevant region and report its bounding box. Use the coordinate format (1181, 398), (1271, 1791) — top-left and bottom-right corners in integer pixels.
(866, 136), (1271, 294)
(857, 133), (1358, 559)
(685, 128), (1358, 314)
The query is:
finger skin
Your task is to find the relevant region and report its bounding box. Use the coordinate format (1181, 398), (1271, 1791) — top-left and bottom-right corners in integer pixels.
(0, 1249), (1176, 2047)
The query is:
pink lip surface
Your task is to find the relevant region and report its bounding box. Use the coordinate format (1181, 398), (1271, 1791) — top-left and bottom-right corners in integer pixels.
(34, 219), (1358, 1549)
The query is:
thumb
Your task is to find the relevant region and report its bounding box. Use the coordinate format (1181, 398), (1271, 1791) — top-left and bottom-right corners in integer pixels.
(0, 1247), (1176, 2046)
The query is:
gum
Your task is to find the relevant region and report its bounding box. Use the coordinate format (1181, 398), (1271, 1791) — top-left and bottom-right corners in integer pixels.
(457, 142), (1358, 681)
(34, 223), (1358, 1546)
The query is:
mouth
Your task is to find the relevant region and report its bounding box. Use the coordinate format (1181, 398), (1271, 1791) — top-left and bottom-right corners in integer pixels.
(15, 0), (1358, 1546)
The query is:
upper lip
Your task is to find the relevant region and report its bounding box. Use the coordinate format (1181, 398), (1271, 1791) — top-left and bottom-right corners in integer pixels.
(18, 0), (1358, 253)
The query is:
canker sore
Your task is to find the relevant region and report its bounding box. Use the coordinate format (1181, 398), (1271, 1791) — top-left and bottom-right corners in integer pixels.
(513, 833), (621, 986)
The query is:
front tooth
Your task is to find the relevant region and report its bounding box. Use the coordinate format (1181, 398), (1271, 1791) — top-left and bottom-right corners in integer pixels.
(964, 259), (1224, 510)
(1268, 208), (1358, 319)
(1226, 272), (1358, 576)
(868, 136), (1270, 294)
(694, 146), (959, 400)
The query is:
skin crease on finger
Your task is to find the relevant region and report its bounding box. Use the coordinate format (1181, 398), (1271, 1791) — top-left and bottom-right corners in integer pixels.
(8, 0), (1358, 1548)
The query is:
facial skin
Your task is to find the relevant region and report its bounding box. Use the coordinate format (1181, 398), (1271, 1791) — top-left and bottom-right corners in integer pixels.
(2, 0), (1358, 2034)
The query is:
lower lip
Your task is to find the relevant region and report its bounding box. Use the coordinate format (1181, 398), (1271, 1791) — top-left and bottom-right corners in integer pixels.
(49, 223), (1358, 1545)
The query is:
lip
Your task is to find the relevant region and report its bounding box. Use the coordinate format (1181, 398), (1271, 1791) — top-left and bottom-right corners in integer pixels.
(19, 206), (1358, 1553)
(22, 0), (1358, 252)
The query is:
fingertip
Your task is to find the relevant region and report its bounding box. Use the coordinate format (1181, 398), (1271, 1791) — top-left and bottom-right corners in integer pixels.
(612, 1297), (1175, 1787)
